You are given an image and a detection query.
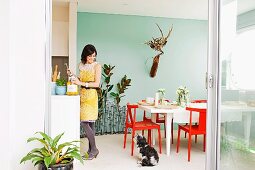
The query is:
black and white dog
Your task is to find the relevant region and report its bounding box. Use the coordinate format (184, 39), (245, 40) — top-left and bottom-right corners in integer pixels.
(134, 134), (159, 167)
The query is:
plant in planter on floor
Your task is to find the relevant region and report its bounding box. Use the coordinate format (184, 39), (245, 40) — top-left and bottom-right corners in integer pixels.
(20, 132), (84, 170)
(93, 64), (132, 135)
(55, 78), (67, 95)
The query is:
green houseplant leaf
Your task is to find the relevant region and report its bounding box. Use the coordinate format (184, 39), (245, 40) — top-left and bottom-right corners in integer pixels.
(20, 132), (83, 168)
(111, 75), (131, 106)
(56, 78), (66, 86)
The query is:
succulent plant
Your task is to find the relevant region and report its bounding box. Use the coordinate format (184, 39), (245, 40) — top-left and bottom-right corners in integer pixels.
(56, 78), (66, 86)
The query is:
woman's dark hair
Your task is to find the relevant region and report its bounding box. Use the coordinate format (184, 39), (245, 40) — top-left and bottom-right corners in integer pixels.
(81, 44), (97, 64)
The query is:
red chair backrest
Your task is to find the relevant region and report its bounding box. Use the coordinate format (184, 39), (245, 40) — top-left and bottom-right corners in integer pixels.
(186, 107), (207, 132)
(126, 103), (139, 126)
(191, 100), (207, 103)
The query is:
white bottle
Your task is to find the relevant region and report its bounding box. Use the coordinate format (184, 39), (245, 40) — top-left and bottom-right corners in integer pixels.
(65, 63), (78, 95)
(155, 92), (159, 107)
(66, 76), (78, 95)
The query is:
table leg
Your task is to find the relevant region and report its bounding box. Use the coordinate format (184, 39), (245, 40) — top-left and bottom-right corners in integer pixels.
(151, 113), (156, 145)
(243, 112), (251, 146)
(165, 113), (172, 156)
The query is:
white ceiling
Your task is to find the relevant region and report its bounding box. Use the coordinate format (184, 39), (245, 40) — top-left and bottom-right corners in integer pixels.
(53, 0), (255, 20)
(77, 0), (209, 20)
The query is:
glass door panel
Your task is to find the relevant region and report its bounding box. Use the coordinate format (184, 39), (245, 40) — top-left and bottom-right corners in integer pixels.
(219, 0), (255, 169)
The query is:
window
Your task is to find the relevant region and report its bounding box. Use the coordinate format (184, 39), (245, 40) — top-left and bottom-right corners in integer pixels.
(225, 28), (255, 90)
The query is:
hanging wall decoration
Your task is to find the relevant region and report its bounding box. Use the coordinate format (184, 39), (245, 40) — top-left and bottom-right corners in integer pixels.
(145, 24), (173, 77)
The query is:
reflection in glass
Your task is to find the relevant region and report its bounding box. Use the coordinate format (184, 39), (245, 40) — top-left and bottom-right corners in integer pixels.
(220, 0), (255, 169)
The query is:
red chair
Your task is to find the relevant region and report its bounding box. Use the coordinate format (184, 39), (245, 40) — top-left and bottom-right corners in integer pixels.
(184, 100), (207, 142)
(142, 99), (174, 144)
(176, 107), (206, 161)
(123, 103), (162, 156)
(152, 114), (174, 144)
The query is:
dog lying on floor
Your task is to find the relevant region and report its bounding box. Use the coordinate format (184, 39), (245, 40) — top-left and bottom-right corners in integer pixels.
(134, 134), (159, 167)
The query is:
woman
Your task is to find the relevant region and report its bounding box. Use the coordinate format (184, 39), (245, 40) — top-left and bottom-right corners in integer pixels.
(72, 44), (101, 160)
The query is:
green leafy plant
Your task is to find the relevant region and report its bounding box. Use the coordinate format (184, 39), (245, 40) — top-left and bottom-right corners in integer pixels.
(20, 132), (83, 168)
(158, 88), (166, 104)
(102, 64), (115, 98)
(97, 64), (115, 118)
(176, 86), (189, 106)
(110, 75), (131, 106)
(56, 78), (66, 86)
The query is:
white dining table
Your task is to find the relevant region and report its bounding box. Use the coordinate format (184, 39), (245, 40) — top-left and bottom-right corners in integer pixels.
(138, 103), (206, 156)
(138, 102), (255, 156)
(220, 102), (255, 146)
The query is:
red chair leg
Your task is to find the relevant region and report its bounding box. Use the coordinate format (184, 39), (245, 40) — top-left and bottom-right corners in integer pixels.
(171, 119), (174, 144)
(131, 130), (135, 156)
(148, 130), (151, 145)
(176, 127), (181, 153)
(164, 120), (166, 138)
(158, 128), (162, 154)
(184, 123), (188, 138)
(195, 123), (198, 143)
(123, 127), (128, 149)
(142, 130), (144, 136)
(203, 134), (206, 152)
(188, 134), (192, 162)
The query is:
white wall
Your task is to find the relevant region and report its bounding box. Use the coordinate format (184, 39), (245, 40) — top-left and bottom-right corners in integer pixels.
(0, 0), (10, 169)
(0, 0), (47, 169)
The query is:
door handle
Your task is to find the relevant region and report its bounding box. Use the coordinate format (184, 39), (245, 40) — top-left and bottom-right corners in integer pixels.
(205, 72), (208, 89)
(208, 74), (214, 88)
(206, 73), (214, 89)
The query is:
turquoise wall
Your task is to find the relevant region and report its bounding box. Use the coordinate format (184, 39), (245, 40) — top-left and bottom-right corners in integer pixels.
(77, 12), (208, 105)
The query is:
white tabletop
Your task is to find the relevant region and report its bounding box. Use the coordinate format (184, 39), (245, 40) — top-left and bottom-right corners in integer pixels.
(138, 103), (207, 123)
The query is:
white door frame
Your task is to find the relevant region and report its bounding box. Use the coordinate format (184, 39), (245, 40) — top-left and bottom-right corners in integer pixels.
(44, 0), (223, 169)
(206, 0), (221, 170)
(45, 0), (52, 136)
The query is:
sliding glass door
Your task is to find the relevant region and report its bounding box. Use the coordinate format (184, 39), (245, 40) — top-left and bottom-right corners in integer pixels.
(219, 0), (255, 169)
(207, 0), (255, 169)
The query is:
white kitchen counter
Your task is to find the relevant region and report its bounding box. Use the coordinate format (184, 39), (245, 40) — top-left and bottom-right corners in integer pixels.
(51, 95), (80, 144)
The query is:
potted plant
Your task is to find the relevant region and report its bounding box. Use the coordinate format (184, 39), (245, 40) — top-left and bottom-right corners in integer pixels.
(55, 78), (67, 95)
(20, 131), (84, 170)
(176, 86), (189, 106)
(158, 88), (166, 104)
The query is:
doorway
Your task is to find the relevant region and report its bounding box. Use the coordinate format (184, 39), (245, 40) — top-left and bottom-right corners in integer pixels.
(48, 0), (210, 169)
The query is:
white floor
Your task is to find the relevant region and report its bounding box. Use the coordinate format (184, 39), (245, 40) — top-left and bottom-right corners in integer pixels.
(74, 131), (205, 170)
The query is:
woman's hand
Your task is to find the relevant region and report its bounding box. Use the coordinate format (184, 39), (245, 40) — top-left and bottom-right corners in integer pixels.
(71, 77), (82, 86)
(67, 69), (72, 76)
